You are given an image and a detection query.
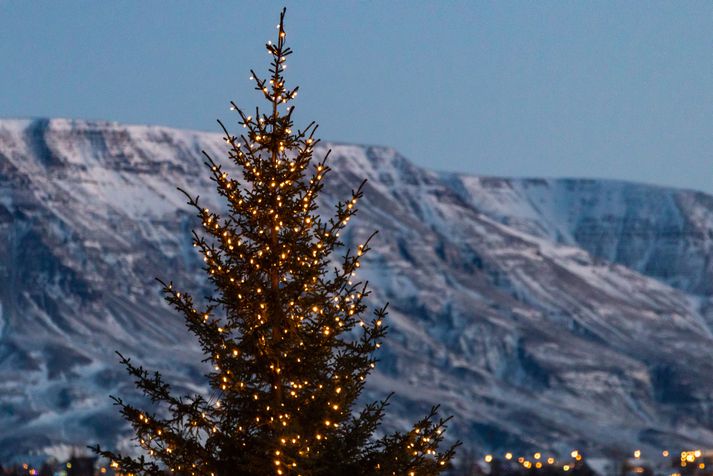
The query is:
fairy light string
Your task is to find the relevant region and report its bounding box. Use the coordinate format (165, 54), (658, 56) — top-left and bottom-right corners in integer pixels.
(92, 8), (458, 475)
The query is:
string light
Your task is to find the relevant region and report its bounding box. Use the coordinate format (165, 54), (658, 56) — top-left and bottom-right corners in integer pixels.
(97, 7), (456, 475)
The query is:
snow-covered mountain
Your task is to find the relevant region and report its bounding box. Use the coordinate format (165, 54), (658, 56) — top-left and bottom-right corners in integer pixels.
(2, 118), (713, 460)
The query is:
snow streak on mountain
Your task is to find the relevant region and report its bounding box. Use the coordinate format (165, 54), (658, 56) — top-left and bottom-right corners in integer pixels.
(2, 118), (713, 459)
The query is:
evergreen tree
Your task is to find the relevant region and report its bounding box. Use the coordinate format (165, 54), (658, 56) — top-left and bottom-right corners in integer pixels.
(94, 9), (459, 475)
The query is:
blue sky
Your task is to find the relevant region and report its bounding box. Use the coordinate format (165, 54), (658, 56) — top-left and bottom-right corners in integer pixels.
(1, 1), (711, 192)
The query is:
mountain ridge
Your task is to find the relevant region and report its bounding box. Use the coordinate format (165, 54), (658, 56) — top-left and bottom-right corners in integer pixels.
(2, 117), (713, 460)
(4, 116), (706, 194)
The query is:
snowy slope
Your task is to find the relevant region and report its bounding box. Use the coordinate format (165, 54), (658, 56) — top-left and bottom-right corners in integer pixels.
(2, 118), (713, 459)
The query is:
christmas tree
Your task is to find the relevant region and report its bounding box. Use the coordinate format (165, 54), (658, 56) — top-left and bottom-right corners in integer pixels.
(94, 8), (459, 475)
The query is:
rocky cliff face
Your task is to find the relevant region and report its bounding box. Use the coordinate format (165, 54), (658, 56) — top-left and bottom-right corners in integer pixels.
(2, 118), (713, 459)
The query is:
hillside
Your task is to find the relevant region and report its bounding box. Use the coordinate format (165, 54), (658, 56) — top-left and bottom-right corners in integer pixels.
(2, 118), (713, 459)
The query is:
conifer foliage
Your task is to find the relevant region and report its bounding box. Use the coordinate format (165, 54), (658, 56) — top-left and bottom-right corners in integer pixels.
(94, 9), (459, 475)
